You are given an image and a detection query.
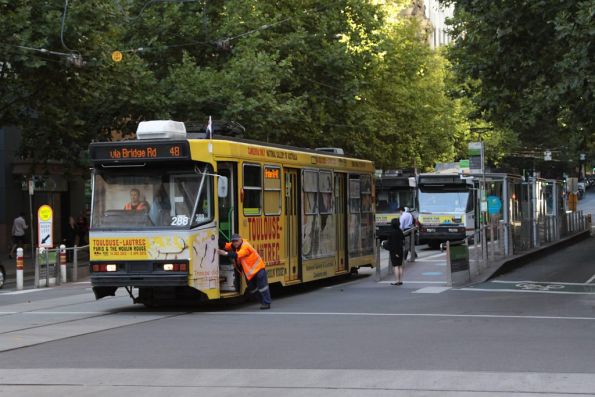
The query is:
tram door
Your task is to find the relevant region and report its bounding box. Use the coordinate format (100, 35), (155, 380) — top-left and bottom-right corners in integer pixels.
(284, 168), (300, 281)
(335, 173), (348, 272)
(217, 162), (238, 292)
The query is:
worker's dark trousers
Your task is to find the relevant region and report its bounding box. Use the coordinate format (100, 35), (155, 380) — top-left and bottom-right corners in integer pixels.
(247, 269), (272, 305)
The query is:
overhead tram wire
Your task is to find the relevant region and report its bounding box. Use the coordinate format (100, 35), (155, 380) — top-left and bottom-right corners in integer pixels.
(117, 4), (335, 55)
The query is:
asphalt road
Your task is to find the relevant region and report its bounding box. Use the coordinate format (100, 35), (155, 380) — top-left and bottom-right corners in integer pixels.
(0, 236), (594, 396)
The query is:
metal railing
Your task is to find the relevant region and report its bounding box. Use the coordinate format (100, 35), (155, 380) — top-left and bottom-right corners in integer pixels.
(34, 245), (89, 288)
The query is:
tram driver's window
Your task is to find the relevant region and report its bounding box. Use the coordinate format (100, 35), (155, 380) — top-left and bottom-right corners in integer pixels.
(243, 164), (262, 216)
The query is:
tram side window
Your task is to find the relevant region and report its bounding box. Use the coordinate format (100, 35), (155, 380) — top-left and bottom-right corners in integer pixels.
(264, 166), (282, 216)
(361, 175), (372, 213)
(349, 178), (361, 213)
(303, 170), (318, 214)
(319, 171), (333, 214)
(243, 164), (262, 216)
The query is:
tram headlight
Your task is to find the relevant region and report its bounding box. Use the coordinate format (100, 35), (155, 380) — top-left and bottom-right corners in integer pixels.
(106, 264), (117, 272)
(163, 264), (174, 271)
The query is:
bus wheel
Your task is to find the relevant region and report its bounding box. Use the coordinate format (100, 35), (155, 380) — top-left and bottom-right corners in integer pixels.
(0, 266), (5, 289)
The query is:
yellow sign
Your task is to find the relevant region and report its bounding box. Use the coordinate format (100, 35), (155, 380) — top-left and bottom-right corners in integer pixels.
(111, 50), (123, 62)
(38, 205), (53, 221)
(90, 236), (188, 260)
(418, 214), (464, 225)
(375, 213), (400, 224)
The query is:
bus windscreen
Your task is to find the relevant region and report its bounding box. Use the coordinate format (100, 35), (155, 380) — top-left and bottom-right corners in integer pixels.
(418, 191), (469, 213)
(376, 188), (414, 213)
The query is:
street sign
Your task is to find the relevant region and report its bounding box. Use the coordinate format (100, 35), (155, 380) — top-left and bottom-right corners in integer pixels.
(580, 153), (586, 161)
(111, 50), (123, 62)
(38, 205), (53, 248)
(468, 142), (484, 173)
(459, 159), (470, 170)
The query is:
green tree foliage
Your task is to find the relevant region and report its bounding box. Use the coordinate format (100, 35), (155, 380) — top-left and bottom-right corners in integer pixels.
(443, 0), (594, 158)
(0, 0), (487, 170)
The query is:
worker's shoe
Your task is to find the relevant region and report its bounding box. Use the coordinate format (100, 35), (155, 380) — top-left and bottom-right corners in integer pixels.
(260, 304), (271, 310)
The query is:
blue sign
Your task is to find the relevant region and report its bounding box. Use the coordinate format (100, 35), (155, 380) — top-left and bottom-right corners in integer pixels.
(487, 195), (502, 215)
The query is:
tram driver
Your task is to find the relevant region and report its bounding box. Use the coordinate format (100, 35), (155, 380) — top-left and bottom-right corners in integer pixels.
(124, 188), (149, 212)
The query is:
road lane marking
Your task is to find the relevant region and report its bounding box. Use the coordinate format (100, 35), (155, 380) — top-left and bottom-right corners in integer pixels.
(412, 287), (450, 294)
(203, 311), (595, 321)
(461, 287), (595, 295)
(492, 280), (594, 286)
(22, 311), (109, 315)
(420, 252), (446, 259)
(379, 281), (447, 284)
(0, 289), (53, 295)
(586, 274), (595, 284)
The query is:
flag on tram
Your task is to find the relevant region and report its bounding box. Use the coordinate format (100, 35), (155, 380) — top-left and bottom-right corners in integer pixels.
(206, 116), (213, 139)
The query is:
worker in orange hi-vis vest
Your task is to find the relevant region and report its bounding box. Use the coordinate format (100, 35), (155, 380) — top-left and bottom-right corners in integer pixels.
(219, 233), (271, 310)
(123, 188), (149, 211)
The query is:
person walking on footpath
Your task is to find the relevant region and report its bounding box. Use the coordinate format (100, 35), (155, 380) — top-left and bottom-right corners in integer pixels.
(218, 233), (271, 309)
(9, 212), (28, 259)
(386, 218), (405, 285)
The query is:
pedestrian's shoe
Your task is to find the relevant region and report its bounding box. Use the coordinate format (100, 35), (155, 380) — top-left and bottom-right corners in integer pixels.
(260, 304), (271, 310)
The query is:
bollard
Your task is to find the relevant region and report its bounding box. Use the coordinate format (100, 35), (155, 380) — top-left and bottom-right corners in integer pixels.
(375, 240), (381, 281)
(408, 228), (416, 263)
(73, 245), (78, 282)
(59, 244), (67, 284)
(16, 247), (24, 290)
(34, 247), (40, 288)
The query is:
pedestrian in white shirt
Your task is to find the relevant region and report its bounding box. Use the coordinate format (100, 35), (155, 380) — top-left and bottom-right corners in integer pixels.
(399, 207), (413, 230)
(9, 213), (28, 259)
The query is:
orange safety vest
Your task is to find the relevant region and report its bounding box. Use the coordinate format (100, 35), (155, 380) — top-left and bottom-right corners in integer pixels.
(124, 201), (148, 211)
(225, 240), (265, 281)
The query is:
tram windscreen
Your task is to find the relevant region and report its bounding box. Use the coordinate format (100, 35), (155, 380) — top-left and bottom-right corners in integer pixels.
(91, 166), (213, 229)
(418, 191), (469, 213)
(376, 188), (415, 213)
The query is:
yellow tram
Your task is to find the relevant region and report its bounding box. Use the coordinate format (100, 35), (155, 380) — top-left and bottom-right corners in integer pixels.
(89, 120), (375, 304)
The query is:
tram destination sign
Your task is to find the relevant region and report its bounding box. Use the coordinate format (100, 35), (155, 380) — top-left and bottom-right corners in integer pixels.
(90, 141), (190, 163)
